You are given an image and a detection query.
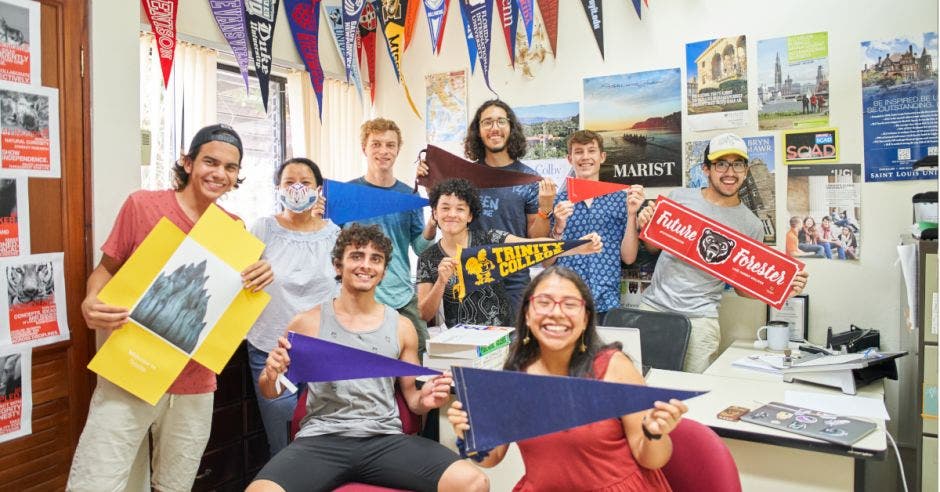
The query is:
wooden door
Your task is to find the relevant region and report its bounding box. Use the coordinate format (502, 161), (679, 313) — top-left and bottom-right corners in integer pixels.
(0, 0), (91, 489)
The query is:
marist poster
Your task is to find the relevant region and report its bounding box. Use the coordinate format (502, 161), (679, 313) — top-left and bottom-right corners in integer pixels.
(582, 69), (682, 187)
(861, 32), (938, 182)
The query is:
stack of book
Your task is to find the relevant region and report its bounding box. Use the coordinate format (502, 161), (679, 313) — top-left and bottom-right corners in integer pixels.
(424, 324), (514, 372)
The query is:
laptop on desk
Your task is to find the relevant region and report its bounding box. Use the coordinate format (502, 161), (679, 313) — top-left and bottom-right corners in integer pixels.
(596, 326), (647, 376)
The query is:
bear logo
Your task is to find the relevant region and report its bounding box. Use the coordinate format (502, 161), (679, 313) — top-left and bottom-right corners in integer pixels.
(697, 228), (735, 264)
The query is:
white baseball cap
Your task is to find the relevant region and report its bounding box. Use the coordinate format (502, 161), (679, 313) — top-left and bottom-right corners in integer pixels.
(706, 133), (749, 162)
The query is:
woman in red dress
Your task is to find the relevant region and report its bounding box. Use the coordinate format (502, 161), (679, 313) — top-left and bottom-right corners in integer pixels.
(448, 266), (688, 491)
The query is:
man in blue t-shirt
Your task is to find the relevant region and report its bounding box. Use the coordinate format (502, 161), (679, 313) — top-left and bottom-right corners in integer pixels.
(348, 118), (436, 358)
(549, 130), (644, 320)
(459, 100), (557, 310)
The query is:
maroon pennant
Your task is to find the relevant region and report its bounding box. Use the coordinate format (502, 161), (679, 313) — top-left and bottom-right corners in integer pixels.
(142, 0), (179, 87)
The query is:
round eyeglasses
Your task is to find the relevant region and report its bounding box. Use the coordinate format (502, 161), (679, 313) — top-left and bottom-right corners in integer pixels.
(529, 294), (586, 315)
(711, 159), (748, 173)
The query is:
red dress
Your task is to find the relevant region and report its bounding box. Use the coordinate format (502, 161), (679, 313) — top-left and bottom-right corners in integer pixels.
(512, 350), (673, 492)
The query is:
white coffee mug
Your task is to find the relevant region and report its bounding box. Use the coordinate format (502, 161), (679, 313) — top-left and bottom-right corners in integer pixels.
(757, 323), (790, 351)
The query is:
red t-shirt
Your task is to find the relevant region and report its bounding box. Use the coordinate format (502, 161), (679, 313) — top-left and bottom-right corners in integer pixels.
(101, 189), (240, 395)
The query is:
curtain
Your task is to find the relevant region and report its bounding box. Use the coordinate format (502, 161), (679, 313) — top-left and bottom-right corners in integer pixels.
(140, 33), (217, 190)
(286, 72), (368, 183)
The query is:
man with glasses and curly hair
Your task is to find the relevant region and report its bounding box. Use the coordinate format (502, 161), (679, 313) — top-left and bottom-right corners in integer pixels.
(637, 133), (808, 373)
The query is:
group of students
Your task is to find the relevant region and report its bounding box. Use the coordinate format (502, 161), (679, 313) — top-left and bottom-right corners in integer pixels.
(66, 98), (808, 492)
(786, 214), (858, 260)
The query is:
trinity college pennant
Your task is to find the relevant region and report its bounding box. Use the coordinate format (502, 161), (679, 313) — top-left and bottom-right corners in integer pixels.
(641, 196), (803, 310)
(142, 0), (178, 87)
(454, 239), (588, 300)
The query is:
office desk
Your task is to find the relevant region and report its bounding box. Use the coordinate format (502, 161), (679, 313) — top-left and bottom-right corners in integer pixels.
(647, 368), (886, 492)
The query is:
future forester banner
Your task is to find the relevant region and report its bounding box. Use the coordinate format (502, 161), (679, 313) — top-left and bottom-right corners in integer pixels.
(454, 239), (588, 300)
(641, 197), (803, 309)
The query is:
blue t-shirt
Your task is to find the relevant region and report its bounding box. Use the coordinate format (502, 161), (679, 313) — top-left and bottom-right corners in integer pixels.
(346, 177), (432, 309)
(553, 188), (628, 313)
(470, 160), (540, 302)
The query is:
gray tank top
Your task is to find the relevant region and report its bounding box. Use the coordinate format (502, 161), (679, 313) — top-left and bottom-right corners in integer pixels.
(295, 300), (403, 438)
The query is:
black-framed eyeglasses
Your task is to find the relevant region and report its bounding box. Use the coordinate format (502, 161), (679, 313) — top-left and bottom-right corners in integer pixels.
(711, 159), (748, 173)
(529, 294), (586, 315)
(480, 117), (510, 129)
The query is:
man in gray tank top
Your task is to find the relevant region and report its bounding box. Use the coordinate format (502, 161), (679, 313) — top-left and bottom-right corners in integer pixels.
(248, 224), (488, 492)
(637, 133), (809, 373)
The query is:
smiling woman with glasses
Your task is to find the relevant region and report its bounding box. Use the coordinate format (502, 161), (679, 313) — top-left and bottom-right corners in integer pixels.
(447, 266), (688, 491)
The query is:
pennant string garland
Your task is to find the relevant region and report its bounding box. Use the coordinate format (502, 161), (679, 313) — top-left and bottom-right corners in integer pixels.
(246, 0), (281, 112)
(579, 0), (604, 59)
(284, 0), (326, 117)
(376, 0), (423, 118)
(422, 0), (450, 55)
(208, 0), (252, 93)
(142, 0), (179, 88)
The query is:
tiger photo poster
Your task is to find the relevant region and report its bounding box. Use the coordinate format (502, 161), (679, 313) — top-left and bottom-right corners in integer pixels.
(0, 252), (68, 348)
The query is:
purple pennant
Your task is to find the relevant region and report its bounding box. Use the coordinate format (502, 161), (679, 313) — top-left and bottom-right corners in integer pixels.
(209, 0), (252, 93)
(453, 366), (708, 453)
(516, 0), (534, 48)
(285, 331), (441, 384)
(342, 0), (367, 84)
(246, 0), (281, 111)
(631, 0), (642, 19)
(459, 0), (495, 94)
(284, 0), (325, 118)
(422, 0), (449, 54)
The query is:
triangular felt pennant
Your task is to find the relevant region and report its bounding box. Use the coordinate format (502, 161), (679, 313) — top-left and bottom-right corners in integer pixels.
(285, 331), (441, 384)
(566, 176), (630, 203)
(323, 179), (429, 224)
(375, 0), (422, 118)
(578, 0), (604, 59)
(324, 3), (364, 100)
(495, 0), (519, 67)
(142, 0), (179, 88)
(358, 2), (379, 104)
(246, 0), (281, 111)
(342, 0), (367, 85)
(418, 145), (543, 190)
(457, 0), (478, 74)
(285, 0), (326, 118)
(402, 0), (421, 51)
(460, 0), (496, 94)
(537, 0), (558, 56)
(516, 0), (535, 48)
(209, 0), (252, 93)
(453, 366), (707, 453)
(631, 0), (642, 18)
(454, 239), (588, 300)
(422, 0), (450, 55)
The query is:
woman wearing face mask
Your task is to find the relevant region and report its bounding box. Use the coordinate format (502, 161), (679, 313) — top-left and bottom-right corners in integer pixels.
(245, 157), (340, 456)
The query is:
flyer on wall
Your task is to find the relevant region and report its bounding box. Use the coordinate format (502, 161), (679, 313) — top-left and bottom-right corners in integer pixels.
(756, 32), (829, 130)
(860, 32), (938, 182)
(685, 136), (777, 244)
(0, 81), (60, 178)
(0, 0), (39, 84)
(582, 68), (682, 187)
(0, 344), (30, 444)
(685, 36), (749, 131)
(786, 163), (861, 261)
(425, 70), (467, 156)
(782, 127), (839, 164)
(516, 101), (579, 188)
(0, 177), (27, 257)
(0, 252), (68, 348)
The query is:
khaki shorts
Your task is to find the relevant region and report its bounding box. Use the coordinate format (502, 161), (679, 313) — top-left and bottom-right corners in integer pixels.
(67, 379), (213, 492)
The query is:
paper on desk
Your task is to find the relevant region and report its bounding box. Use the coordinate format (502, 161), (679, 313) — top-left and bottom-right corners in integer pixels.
(784, 390), (889, 420)
(731, 357), (781, 374)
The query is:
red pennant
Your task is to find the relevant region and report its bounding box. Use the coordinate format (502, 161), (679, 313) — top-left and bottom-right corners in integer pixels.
(403, 0), (421, 51)
(142, 0), (179, 87)
(359, 3), (378, 104)
(537, 0), (558, 56)
(566, 176), (630, 203)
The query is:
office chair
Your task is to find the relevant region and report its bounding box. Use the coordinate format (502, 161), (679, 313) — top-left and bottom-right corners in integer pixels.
(662, 419), (742, 492)
(289, 385), (419, 492)
(602, 307), (691, 371)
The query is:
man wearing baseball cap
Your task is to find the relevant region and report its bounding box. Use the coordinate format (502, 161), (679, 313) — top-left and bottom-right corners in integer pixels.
(637, 133), (808, 373)
(68, 124), (274, 491)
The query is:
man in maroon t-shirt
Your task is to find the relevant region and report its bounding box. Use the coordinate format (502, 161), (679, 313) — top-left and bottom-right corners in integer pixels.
(68, 125), (273, 492)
